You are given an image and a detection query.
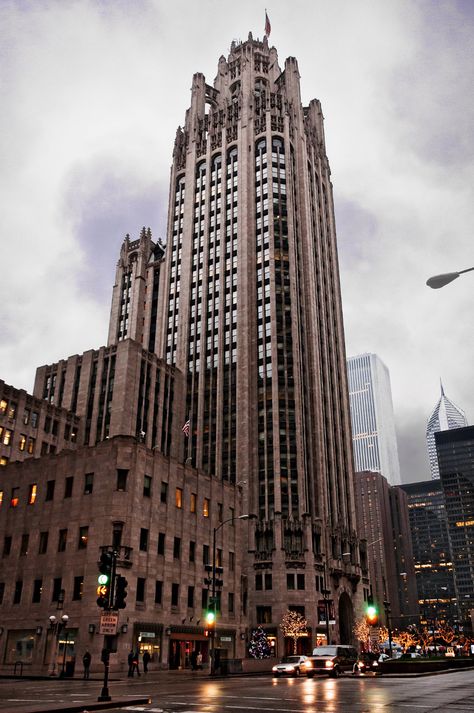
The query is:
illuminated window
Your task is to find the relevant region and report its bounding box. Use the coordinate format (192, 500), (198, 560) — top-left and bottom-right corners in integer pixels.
(3, 429), (12, 446)
(10, 488), (19, 508)
(0, 491), (3, 505)
(0, 399), (7, 414)
(27, 437), (35, 454)
(175, 487), (183, 508)
(190, 492), (196, 513)
(28, 484), (37, 505)
(19, 435), (27, 452)
(203, 498), (210, 517)
(78, 526), (88, 549)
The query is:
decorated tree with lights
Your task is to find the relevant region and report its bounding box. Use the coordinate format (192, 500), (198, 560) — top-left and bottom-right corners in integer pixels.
(353, 616), (371, 651)
(248, 626), (271, 659)
(280, 610), (308, 654)
(392, 630), (417, 651)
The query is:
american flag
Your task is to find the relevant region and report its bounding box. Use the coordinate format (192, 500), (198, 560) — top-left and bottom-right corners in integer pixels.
(265, 10), (271, 37)
(182, 419), (190, 437)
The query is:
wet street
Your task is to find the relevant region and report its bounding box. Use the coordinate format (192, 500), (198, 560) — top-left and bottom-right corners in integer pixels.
(1, 668), (474, 713)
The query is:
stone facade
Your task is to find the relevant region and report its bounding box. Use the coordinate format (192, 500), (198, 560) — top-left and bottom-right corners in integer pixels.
(0, 436), (247, 674)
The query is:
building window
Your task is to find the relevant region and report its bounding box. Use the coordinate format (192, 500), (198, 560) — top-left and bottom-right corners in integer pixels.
(203, 544), (210, 565)
(0, 490), (3, 505)
(2, 428), (12, 446)
(136, 577), (146, 603)
(45, 480), (55, 501)
(64, 477), (74, 498)
(38, 531), (48, 554)
(19, 434), (27, 452)
(84, 473), (94, 494)
(52, 577), (62, 602)
(0, 399), (7, 414)
(116, 469), (128, 491)
(13, 581), (23, 605)
(78, 526), (88, 549)
(31, 411), (38, 428)
(0, 582), (4, 604)
(190, 492), (196, 513)
(10, 487), (19, 507)
(27, 437), (35, 454)
(228, 592), (235, 614)
(173, 537), (181, 559)
(189, 540), (196, 563)
(32, 579), (42, 604)
(256, 606), (272, 624)
(256, 573), (263, 591)
(202, 588), (209, 609)
(265, 573), (273, 590)
(287, 573), (295, 590)
(176, 487), (183, 508)
(28, 484), (37, 505)
(187, 585), (194, 608)
(72, 576), (83, 600)
(112, 522), (123, 549)
(139, 528), (149, 552)
(155, 580), (163, 604)
(203, 498), (210, 517)
(3, 536), (12, 557)
(157, 532), (165, 555)
(229, 551), (235, 571)
(20, 534), (29, 556)
(58, 529), (67, 553)
(160, 482), (168, 503)
(297, 573), (305, 590)
(143, 475), (152, 497)
(218, 503), (223, 522)
(171, 582), (179, 607)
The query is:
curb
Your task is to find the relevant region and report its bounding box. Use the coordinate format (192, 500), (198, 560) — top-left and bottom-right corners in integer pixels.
(9, 697), (151, 713)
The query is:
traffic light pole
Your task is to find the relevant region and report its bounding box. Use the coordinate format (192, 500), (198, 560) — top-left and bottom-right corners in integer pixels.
(210, 526), (217, 676)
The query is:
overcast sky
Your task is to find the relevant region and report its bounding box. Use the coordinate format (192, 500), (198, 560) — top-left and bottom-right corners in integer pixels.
(1, 0), (473, 484)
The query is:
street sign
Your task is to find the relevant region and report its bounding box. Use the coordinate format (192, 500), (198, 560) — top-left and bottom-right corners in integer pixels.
(99, 613), (119, 635)
(139, 632), (155, 638)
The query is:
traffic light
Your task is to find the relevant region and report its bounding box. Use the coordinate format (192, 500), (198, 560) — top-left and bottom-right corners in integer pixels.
(114, 575), (128, 609)
(97, 551), (113, 608)
(205, 609), (216, 629)
(366, 602), (379, 626)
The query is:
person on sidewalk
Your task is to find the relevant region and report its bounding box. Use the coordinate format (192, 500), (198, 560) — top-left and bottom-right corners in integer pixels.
(143, 650), (151, 673)
(196, 651), (203, 670)
(128, 650), (135, 677)
(131, 650), (141, 676)
(82, 651), (91, 680)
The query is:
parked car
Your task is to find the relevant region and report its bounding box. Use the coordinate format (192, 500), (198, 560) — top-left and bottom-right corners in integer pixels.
(305, 645), (358, 678)
(352, 652), (381, 674)
(272, 655), (309, 677)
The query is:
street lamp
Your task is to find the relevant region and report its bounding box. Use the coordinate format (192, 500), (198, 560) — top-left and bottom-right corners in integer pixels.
(208, 514), (250, 676)
(48, 614), (69, 676)
(426, 267), (474, 289)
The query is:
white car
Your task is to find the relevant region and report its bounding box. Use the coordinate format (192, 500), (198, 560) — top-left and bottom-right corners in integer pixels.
(272, 655), (308, 677)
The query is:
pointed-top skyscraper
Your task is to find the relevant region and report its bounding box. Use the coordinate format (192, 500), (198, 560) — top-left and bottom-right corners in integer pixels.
(426, 382), (468, 479)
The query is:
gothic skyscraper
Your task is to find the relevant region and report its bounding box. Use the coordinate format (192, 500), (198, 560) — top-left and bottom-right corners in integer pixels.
(156, 33), (361, 635)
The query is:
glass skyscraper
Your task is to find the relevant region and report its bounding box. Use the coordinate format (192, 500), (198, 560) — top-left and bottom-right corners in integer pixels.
(347, 353), (401, 486)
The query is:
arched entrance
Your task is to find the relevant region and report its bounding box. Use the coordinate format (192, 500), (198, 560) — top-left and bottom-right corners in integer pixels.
(338, 592), (354, 644)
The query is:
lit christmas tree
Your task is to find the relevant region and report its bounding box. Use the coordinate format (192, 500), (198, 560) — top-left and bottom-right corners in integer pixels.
(248, 626), (271, 659)
(280, 610), (308, 654)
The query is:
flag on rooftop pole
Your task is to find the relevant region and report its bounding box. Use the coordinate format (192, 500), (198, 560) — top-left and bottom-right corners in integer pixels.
(182, 419), (190, 437)
(265, 10), (271, 37)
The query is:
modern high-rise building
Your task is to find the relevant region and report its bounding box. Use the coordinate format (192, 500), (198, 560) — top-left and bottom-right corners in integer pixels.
(400, 480), (457, 625)
(0, 32), (363, 673)
(347, 353), (401, 486)
(354, 471), (418, 626)
(436, 426), (474, 624)
(426, 384), (468, 480)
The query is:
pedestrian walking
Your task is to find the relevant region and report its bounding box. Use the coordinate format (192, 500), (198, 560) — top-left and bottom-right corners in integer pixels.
(132, 650), (141, 676)
(196, 651), (203, 670)
(82, 650), (91, 680)
(128, 650), (134, 677)
(143, 650), (151, 673)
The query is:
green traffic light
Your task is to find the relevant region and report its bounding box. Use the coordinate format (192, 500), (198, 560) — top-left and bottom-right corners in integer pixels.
(205, 611), (216, 625)
(98, 574), (109, 585)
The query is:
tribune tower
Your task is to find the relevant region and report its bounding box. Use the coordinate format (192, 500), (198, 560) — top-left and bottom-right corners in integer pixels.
(156, 33), (361, 637)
